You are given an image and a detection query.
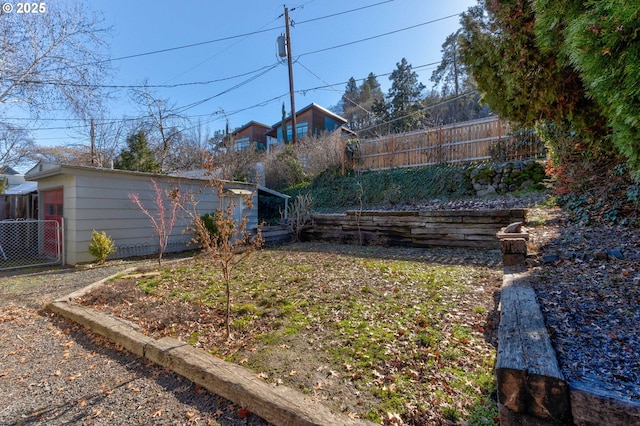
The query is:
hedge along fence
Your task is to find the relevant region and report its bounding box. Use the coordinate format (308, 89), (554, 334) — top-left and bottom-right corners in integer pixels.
(302, 209), (526, 249)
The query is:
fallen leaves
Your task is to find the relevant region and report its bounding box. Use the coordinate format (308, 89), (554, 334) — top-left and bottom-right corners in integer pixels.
(76, 242), (503, 423)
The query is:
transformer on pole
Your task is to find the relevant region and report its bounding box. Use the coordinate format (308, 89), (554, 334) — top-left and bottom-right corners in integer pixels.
(282, 7), (297, 144)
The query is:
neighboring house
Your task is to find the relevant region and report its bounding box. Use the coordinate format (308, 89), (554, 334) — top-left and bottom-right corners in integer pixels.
(0, 182), (38, 220)
(25, 162), (259, 265)
(230, 121), (270, 152)
(0, 167), (26, 192)
(265, 103), (350, 150)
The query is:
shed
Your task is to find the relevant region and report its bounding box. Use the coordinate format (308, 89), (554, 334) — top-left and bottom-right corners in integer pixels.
(25, 162), (258, 265)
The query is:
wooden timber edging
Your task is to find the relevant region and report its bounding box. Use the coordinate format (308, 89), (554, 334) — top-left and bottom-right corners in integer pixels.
(496, 230), (640, 425)
(47, 298), (376, 426)
(496, 267), (572, 425)
(261, 225), (294, 246)
(303, 209), (526, 249)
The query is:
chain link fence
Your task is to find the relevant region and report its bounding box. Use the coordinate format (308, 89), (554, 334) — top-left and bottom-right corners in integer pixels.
(0, 219), (63, 270)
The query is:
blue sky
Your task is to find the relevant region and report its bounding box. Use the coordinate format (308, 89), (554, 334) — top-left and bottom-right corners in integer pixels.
(30, 0), (477, 146)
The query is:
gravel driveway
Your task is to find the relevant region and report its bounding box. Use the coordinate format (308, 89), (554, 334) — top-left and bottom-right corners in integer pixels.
(0, 260), (270, 425)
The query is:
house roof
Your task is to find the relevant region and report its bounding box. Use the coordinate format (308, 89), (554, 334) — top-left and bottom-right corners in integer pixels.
(231, 121), (270, 136)
(4, 182), (37, 195)
(268, 102), (347, 129)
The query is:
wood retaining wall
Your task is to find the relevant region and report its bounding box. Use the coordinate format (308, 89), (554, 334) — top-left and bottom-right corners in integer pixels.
(303, 209), (526, 248)
(496, 230), (640, 425)
(261, 225), (293, 246)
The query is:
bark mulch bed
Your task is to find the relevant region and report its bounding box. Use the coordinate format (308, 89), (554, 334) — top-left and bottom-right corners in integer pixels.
(525, 207), (640, 402)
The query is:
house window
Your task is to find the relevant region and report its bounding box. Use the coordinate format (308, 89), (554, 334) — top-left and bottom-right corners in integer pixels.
(296, 122), (308, 139)
(324, 116), (339, 132)
(234, 137), (250, 151)
(278, 122), (309, 142)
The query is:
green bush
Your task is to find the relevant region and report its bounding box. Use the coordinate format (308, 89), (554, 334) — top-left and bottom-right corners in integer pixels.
(88, 229), (116, 264)
(201, 212), (222, 237)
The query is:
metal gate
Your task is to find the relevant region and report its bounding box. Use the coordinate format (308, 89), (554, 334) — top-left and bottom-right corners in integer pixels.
(0, 219), (63, 270)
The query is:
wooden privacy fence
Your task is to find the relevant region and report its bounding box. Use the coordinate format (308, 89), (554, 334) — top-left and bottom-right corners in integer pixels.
(355, 117), (545, 171)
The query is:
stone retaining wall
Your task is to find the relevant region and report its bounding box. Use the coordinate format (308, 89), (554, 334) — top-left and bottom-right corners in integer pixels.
(471, 160), (546, 196)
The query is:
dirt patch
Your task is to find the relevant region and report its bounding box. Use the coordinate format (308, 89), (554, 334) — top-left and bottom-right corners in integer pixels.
(78, 242), (503, 424)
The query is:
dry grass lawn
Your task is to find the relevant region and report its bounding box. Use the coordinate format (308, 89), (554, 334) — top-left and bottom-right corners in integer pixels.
(79, 242), (503, 425)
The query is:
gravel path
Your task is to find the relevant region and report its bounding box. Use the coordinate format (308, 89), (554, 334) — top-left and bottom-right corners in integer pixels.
(0, 261), (270, 425)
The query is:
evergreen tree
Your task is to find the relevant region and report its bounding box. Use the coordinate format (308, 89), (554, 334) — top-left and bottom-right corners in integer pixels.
(383, 58), (427, 133)
(341, 77), (360, 129)
(429, 30), (488, 124)
(115, 130), (161, 173)
(341, 73), (384, 135)
(431, 31), (467, 97)
(534, 0), (640, 176)
(458, 0), (613, 183)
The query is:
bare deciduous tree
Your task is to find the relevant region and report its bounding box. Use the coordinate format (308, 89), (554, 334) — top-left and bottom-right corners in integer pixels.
(0, 1), (110, 115)
(0, 1), (110, 170)
(130, 87), (194, 173)
(181, 176), (263, 340)
(129, 179), (184, 265)
(0, 124), (35, 171)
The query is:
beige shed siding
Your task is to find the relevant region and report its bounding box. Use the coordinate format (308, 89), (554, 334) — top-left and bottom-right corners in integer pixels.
(27, 164), (258, 265)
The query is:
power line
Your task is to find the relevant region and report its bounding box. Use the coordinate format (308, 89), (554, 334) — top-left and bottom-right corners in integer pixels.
(174, 63), (280, 114)
(10, 63), (281, 89)
(43, 1), (397, 74)
(17, 61), (444, 132)
(295, 0), (395, 25)
(14, 1), (465, 134)
(298, 13), (460, 58)
(14, 14), (456, 95)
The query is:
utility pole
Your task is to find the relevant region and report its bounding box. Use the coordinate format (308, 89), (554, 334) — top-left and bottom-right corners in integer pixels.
(90, 118), (96, 165)
(284, 6), (297, 144)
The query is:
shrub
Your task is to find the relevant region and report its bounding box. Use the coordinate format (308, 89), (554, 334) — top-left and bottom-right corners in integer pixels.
(287, 193), (314, 241)
(201, 212), (221, 237)
(264, 145), (307, 190)
(200, 211), (237, 245)
(88, 229), (116, 264)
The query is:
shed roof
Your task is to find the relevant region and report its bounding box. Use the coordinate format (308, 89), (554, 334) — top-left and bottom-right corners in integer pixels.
(24, 162), (289, 199)
(25, 162), (251, 188)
